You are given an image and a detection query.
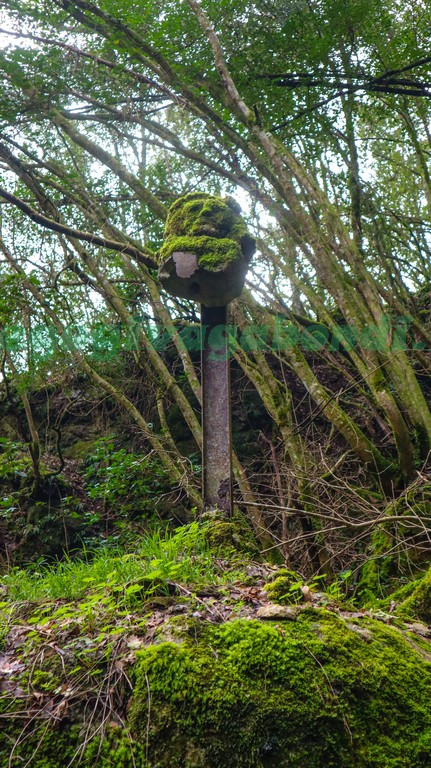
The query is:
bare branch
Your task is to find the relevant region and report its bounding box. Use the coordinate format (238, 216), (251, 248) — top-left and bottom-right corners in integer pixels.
(0, 186), (158, 269)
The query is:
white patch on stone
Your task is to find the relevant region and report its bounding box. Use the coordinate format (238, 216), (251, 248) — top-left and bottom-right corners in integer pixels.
(172, 251), (198, 278)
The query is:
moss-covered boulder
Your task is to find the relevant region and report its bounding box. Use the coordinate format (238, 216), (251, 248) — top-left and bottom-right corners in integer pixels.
(4, 528), (431, 768)
(128, 611), (431, 767)
(157, 193), (255, 306)
(3, 609), (431, 766)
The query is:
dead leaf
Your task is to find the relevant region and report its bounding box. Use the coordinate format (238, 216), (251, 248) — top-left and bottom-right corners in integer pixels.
(125, 635), (144, 650)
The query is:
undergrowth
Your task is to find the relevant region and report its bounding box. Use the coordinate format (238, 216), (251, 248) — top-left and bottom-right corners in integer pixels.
(0, 521), (239, 604)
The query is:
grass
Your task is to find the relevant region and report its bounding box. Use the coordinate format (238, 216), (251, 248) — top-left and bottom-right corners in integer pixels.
(0, 521), (237, 604)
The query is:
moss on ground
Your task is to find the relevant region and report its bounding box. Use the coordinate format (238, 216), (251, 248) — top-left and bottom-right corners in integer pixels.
(0, 712), (147, 768)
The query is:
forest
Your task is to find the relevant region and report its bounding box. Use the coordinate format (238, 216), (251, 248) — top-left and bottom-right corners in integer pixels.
(1, 0), (431, 765)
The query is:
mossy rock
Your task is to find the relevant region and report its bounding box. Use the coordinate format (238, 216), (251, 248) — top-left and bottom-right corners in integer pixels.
(128, 612), (431, 767)
(389, 566), (431, 624)
(3, 611), (431, 766)
(200, 513), (261, 558)
(0, 441), (32, 485)
(158, 193), (255, 306)
(263, 570), (304, 604)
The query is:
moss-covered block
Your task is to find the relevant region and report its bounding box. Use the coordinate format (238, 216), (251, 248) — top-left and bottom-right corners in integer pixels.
(128, 613), (431, 767)
(157, 193), (255, 305)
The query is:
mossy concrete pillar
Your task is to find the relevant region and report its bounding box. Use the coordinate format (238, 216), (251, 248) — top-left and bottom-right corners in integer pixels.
(158, 193), (255, 515)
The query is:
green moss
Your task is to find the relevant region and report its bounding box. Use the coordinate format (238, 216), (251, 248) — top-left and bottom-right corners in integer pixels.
(391, 567), (431, 623)
(158, 193), (255, 270)
(201, 515), (260, 557)
(159, 235), (241, 271)
(0, 718), (146, 768)
(27, 668), (58, 692)
(78, 729), (147, 768)
(128, 613), (431, 767)
(164, 193), (245, 240)
(263, 570), (303, 604)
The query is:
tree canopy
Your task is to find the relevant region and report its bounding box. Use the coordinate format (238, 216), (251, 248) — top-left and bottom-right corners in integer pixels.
(0, 0), (431, 568)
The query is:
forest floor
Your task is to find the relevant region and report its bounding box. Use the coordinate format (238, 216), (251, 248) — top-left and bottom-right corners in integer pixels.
(2, 518), (431, 767)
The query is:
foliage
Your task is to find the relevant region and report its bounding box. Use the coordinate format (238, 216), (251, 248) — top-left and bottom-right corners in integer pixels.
(0, 0), (430, 575)
(83, 435), (179, 522)
(0, 521), (226, 602)
(0, 437), (31, 483)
